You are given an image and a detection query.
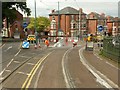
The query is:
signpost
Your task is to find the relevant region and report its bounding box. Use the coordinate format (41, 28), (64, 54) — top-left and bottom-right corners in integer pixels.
(23, 22), (28, 28)
(98, 25), (104, 32)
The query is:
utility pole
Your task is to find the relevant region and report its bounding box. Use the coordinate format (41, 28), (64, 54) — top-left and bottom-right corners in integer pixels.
(78, 9), (81, 40)
(34, 0), (38, 45)
(57, 1), (60, 37)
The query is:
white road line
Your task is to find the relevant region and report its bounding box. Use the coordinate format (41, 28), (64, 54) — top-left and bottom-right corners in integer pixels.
(0, 43), (5, 48)
(18, 42), (22, 49)
(17, 72), (30, 76)
(93, 52), (119, 70)
(79, 47), (118, 89)
(14, 49), (21, 57)
(26, 63), (35, 66)
(62, 48), (75, 88)
(4, 46), (12, 52)
(106, 61), (119, 70)
(0, 59), (14, 76)
(19, 55), (29, 58)
(5, 70), (11, 72)
(7, 59), (14, 67)
(62, 49), (70, 88)
(34, 65), (44, 88)
(13, 61), (20, 63)
(0, 77), (4, 81)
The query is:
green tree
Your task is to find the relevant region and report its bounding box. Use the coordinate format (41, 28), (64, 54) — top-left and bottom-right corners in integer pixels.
(2, 2), (31, 24)
(27, 16), (50, 32)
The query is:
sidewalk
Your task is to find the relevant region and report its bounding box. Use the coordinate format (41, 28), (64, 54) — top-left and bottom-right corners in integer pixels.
(93, 42), (119, 69)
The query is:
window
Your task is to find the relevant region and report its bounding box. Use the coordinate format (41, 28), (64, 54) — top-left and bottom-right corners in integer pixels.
(73, 24), (76, 29)
(51, 20), (56, 29)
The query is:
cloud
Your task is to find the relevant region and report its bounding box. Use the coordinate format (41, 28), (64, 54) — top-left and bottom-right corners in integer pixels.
(26, 0), (119, 17)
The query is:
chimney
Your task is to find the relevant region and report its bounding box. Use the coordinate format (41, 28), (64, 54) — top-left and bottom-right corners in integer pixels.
(106, 16), (111, 22)
(79, 8), (83, 13)
(101, 13), (105, 17)
(52, 9), (55, 13)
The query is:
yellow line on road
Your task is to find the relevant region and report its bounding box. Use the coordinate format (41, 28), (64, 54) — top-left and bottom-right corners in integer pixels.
(21, 51), (53, 90)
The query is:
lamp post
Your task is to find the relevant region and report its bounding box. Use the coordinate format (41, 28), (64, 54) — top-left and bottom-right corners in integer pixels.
(34, 0), (38, 45)
(57, 1), (60, 37)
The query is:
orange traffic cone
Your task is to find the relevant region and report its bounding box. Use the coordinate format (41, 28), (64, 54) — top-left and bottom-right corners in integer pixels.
(34, 44), (37, 49)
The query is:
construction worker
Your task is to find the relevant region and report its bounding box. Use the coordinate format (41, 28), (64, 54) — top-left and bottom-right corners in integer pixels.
(87, 36), (91, 41)
(45, 39), (49, 47)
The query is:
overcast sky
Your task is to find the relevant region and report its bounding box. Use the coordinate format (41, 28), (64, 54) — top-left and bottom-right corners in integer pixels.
(24, 0), (120, 17)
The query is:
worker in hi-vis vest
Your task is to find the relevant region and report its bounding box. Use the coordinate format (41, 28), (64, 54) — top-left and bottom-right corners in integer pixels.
(45, 39), (49, 47)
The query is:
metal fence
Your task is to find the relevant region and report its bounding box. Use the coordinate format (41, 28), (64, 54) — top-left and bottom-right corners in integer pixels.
(102, 35), (120, 62)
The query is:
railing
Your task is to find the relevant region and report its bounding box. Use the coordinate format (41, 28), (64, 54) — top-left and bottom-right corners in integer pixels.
(102, 35), (120, 62)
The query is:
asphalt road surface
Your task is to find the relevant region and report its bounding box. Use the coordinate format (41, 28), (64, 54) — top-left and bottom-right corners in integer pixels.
(0, 40), (119, 89)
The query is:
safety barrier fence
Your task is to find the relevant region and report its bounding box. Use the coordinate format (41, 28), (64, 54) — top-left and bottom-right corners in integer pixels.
(102, 35), (120, 63)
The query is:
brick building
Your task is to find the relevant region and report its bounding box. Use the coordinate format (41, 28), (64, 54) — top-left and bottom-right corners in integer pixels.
(49, 7), (87, 40)
(9, 10), (24, 38)
(49, 6), (120, 40)
(106, 16), (120, 36)
(87, 12), (107, 35)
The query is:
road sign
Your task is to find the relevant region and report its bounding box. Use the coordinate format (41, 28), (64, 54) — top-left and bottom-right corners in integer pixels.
(22, 41), (30, 48)
(23, 22), (28, 28)
(98, 25), (104, 32)
(27, 35), (36, 41)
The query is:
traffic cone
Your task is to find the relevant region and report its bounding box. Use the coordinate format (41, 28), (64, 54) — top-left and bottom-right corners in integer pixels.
(34, 44), (37, 49)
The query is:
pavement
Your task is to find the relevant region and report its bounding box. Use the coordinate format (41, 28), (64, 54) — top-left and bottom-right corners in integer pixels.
(93, 42), (119, 68)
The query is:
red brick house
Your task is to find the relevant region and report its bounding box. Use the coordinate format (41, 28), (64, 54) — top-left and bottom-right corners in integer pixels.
(87, 12), (107, 35)
(9, 10), (24, 38)
(106, 16), (120, 36)
(49, 7), (87, 40)
(49, 6), (120, 40)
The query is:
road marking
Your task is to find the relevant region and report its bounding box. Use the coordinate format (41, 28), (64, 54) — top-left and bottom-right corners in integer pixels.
(62, 48), (76, 88)
(93, 52), (119, 70)
(106, 61), (119, 70)
(6, 59), (14, 67)
(26, 63), (35, 66)
(19, 55), (29, 58)
(17, 72), (30, 76)
(18, 42), (22, 49)
(5, 70), (11, 72)
(4, 46), (12, 52)
(21, 51), (53, 89)
(14, 49), (21, 57)
(34, 65), (44, 88)
(0, 43), (5, 48)
(0, 77), (4, 81)
(0, 59), (14, 76)
(79, 47), (118, 89)
(13, 61), (21, 63)
(0, 68), (6, 76)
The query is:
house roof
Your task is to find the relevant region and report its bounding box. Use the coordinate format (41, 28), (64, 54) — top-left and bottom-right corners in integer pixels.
(49, 7), (79, 15)
(87, 12), (106, 20)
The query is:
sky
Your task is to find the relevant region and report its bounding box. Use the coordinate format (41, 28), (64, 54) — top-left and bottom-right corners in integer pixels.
(24, 0), (120, 17)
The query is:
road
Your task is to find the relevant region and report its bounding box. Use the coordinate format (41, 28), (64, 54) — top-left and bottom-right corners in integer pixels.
(0, 40), (119, 89)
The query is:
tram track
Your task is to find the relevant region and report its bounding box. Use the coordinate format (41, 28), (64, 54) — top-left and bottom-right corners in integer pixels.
(62, 47), (76, 88)
(1, 47), (53, 88)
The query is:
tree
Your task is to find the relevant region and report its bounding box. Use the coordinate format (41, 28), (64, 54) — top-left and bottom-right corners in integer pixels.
(27, 16), (50, 32)
(2, 2), (31, 24)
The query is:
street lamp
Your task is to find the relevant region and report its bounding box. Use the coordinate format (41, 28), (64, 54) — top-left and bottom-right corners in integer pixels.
(57, 1), (60, 37)
(34, 0), (38, 45)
